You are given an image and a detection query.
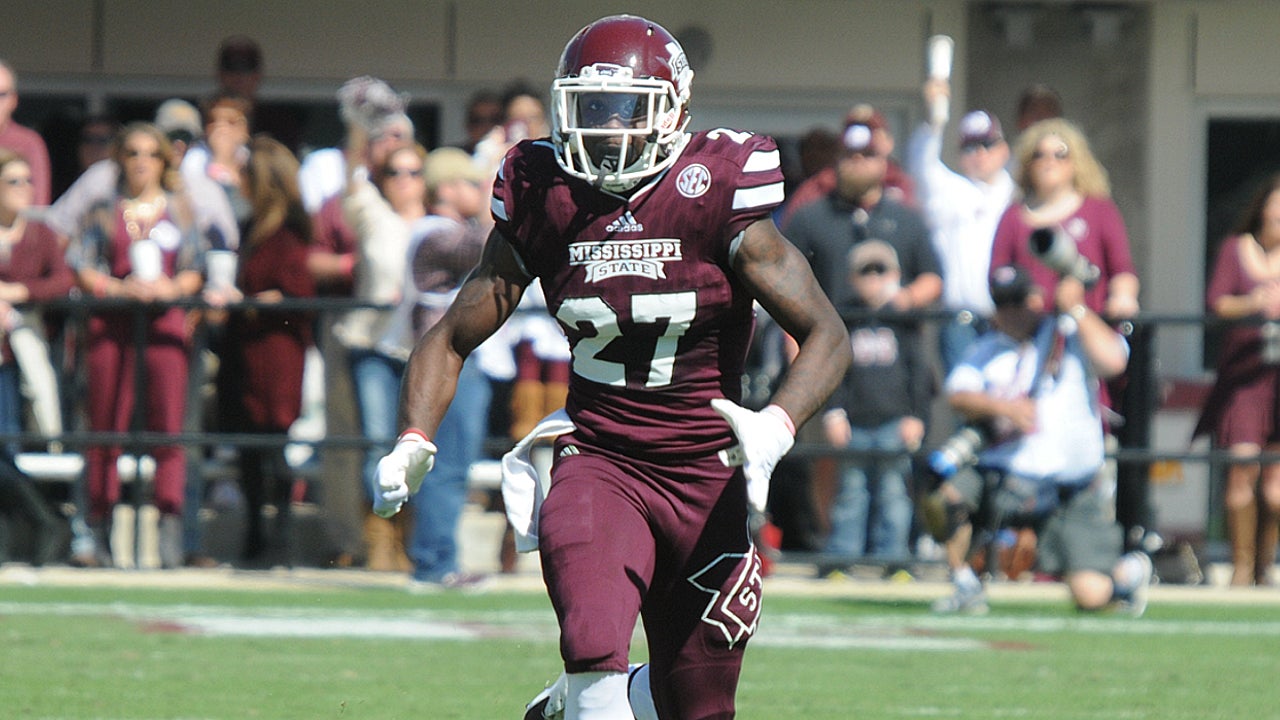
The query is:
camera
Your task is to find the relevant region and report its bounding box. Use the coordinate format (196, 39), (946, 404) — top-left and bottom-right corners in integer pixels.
(1029, 227), (1100, 287)
(927, 424), (991, 479)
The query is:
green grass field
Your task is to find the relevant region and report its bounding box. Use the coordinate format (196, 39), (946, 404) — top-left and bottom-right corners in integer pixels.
(2, 575), (1277, 719)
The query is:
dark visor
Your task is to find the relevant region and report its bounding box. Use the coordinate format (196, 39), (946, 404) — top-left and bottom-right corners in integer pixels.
(576, 92), (647, 127)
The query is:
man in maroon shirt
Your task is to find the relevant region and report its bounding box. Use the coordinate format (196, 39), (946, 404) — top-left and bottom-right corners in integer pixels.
(0, 61), (52, 206)
(373, 14), (849, 720)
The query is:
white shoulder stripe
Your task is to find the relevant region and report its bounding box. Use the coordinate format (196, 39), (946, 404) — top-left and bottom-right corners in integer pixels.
(743, 149), (780, 174)
(732, 181), (785, 210)
(491, 161), (510, 221)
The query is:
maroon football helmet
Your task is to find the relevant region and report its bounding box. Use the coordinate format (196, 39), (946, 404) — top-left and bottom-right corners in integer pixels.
(551, 14), (694, 191)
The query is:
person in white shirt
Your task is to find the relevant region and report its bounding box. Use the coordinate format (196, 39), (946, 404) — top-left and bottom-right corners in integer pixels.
(906, 78), (1016, 373)
(928, 264), (1152, 616)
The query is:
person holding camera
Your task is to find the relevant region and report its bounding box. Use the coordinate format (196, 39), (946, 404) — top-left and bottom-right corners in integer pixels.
(989, 118), (1153, 553)
(929, 264), (1152, 615)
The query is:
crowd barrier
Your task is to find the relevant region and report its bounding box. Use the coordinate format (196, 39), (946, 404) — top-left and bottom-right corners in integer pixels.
(7, 296), (1265, 572)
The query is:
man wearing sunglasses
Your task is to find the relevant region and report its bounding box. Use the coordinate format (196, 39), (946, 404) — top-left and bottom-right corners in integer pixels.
(907, 77), (1016, 374)
(786, 116), (943, 318)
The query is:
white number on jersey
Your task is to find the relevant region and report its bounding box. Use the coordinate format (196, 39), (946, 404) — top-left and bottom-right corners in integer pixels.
(557, 291), (698, 387)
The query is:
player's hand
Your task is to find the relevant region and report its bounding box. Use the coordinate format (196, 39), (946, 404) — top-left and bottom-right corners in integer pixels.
(711, 399), (796, 514)
(372, 430), (437, 518)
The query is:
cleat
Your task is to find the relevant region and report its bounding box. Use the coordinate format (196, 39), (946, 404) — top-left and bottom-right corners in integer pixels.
(931, 583), (989, 614)
(1115, 551), (1153, 617)
(523, 672), (567, 720)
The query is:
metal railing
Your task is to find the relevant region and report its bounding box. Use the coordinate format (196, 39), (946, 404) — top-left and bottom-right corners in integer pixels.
(10, 295), (1265, 568)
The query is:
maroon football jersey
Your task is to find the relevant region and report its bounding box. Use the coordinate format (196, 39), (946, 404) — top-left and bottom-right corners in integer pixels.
(493, 129), (785, 459)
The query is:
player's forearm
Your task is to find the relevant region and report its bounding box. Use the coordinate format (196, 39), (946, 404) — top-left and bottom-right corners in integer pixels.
(770, 318), (851, 430)
(397, 325), (465, 436)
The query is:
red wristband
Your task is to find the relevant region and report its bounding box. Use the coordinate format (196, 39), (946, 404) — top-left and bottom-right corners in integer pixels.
(763, 404), (796, 436)
(338, 253), (356, 278)
(399, 428), (430, 444)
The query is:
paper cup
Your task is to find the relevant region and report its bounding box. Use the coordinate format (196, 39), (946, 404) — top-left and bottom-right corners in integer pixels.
(206, 250), (238, 290)
(129, 239), (162, 282)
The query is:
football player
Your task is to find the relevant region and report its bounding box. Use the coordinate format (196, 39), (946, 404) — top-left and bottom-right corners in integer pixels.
(374, 14), (849, 720)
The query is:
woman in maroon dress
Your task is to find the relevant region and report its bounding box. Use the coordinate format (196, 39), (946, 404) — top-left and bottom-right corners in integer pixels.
(1196, 173), (1280, 586)
(71, 122), (203, 568)
(212, 135), (315, 565)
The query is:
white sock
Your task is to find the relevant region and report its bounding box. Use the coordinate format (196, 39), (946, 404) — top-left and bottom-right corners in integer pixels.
(567, 671), (631, 720)
(627, 663), (658, 720)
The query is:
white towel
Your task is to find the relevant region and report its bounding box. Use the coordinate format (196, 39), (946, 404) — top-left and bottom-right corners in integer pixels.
(501, 409), (575, 552)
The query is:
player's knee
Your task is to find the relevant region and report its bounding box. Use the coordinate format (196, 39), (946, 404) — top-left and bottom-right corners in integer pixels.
(559, 623), (630, 674)
(944, 500), (971, 539)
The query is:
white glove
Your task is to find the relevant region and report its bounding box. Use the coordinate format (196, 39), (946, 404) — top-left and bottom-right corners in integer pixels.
(372, 430), (437, 518)
(711, 399), (796, 514)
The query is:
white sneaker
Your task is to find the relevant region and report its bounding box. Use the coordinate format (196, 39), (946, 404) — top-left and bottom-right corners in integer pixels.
(1115, 551), (1153, 617)
(523, 672), (567, 720)
(931, 582), (989, 614)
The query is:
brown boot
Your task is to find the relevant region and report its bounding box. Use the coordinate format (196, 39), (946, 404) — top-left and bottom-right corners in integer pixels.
(509, 380), (547, 440)
(542, 381), (568, 413)
(499, 525), (518, 574)
(1227, 502), (1258, 586)
(1255, 504), (1278, 586)
(363, 513), (398, 572)
(392, 508), (413, 573)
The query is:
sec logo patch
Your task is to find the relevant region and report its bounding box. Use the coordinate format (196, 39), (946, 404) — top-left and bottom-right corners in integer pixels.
(676, 163), (711, 198)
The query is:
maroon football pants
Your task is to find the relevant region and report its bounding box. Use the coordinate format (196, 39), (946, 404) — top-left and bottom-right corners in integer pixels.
(539, 442), (762, 719)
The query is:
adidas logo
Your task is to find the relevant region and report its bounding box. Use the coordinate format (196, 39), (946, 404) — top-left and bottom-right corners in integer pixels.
(605, 211), (644, 233)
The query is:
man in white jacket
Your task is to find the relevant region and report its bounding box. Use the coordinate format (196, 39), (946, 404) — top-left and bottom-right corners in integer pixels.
(906, 78), (1016, 373)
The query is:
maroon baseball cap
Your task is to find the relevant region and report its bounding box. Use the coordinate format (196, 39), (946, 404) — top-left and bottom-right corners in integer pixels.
(959, 110), (1003, 148)
(843, 104), (887, 131)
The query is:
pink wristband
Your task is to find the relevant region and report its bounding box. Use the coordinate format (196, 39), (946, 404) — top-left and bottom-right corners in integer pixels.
(762, 404), (796, 436)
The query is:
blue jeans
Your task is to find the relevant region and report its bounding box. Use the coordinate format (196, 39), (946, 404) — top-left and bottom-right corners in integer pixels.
(349, 348), (407, 501)
(938, 312), (991, 376)
(824, 420), (914, 561)
(408, 358), (492, 582)
(0, 364), (21, 455)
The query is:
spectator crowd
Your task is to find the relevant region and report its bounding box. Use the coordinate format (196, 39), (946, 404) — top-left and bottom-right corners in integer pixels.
(0, 31), (1273, 597)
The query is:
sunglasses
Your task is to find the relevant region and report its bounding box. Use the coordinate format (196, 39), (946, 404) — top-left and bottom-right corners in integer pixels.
(856, 262), (891, 276)
(1, 175), (33, 187)
(1031, 146), (1070, 162)
(843, 147), (883, 160)
(961, 139), (1000, 154)
(384, 167), (424, 179)
(467, 114), (502, 127)
(124, 148), (165, 160)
